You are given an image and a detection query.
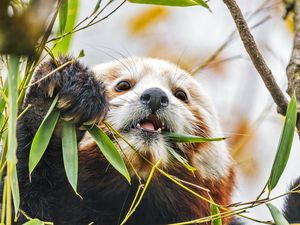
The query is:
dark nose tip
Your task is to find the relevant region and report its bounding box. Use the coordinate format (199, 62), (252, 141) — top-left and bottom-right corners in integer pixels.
(140, 88), (169, 113)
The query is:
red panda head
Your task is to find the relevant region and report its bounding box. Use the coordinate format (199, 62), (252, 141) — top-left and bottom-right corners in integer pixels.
(79, 57), (233, 182)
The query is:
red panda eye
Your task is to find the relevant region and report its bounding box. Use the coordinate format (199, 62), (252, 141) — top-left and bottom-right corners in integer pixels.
(174, 89), (188, 103)
(115, 81), (132, 92)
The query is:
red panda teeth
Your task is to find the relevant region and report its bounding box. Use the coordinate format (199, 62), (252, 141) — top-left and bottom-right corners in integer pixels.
(136, 123), (162, 133)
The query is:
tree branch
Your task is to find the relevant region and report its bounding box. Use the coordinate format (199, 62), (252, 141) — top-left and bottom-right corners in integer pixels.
(286, 0), (300, 131)
(222, 0), (289, 116)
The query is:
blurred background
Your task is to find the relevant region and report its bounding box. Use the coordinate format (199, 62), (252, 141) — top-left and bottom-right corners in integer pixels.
(66, 0), (300, 223)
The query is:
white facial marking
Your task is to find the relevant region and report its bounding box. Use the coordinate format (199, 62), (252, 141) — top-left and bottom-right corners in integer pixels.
(83, 57), (233, 180)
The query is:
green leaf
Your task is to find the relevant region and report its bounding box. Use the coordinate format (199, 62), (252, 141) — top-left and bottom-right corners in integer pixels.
(0, 137), (8, 179)
(163, 132), (226, 143)
(53, 0), (79, 55)
(62, 121), (78, 193)
(29, 96), (60, 174)
(210, 203), (222, 225)
(7, 55), (19, 162)
(11, 165), (20, 218)
(86, 125), (131, 183)
(0, 82), (8, 114)
(267, 203), (289, 225)
(128, 0), (209, 8)
(167, 147), (196, 172)
(268, 96), (297, 192)
(59, 0), (69, 34)
(22, 218), (44, 225)
(0, 112), (5, 132)
(7, 55), (20, 215)
(78, 49), (85, 58)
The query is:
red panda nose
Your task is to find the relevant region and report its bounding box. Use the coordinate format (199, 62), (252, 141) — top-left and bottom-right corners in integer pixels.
(140, 88), (169, 113)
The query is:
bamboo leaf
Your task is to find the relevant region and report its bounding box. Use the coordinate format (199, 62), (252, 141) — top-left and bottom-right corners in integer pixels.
(22, 218), (44, 225)
(86, 125), (131, 183)
(78, 49), (85, 58)
(11, 165), (19, 218)
(267, 203), (289, 225)
(0, 111), (5, 136)
(128, 0), (209, 8)
(0, 83), (8, 114)
(268, 96), (297, 192)
(1, 177), (7, 223)
(62, 121), (78, 193)
(167, 147), (196, 172)
(53, 0), (79, 55)
(7, 55), (20, 215)
(163, 132), (226, 143)
(29, 96), (59, 174)
(7, 55), (19, 162)
(210, 203), (222, 225)
(59, 0), (69, 34)
(0, 137), (8, 179)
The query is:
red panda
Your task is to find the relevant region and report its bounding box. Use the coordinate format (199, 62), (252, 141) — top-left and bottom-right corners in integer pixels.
(3, 56), (298, 225)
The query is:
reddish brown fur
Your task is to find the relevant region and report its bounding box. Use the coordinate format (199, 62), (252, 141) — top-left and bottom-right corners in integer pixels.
(79, 58), (236, 224)
(78, 138), (235, 225)
(12, 56), (236, 225)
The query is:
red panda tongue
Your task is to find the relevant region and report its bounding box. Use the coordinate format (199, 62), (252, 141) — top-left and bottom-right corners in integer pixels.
(140, 122), (155, 131)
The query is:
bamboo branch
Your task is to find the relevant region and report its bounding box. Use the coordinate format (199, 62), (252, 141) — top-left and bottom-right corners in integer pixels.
(222, 0), (289, 116)
(192, 0), (271, 74)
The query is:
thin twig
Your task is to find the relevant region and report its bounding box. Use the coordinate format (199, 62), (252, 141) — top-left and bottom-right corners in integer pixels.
(120, 160), (161, 225)
(204, 54), (244, 69)
(0, 87), (8, 103)
(105, 124), (143, 184)
(88, 0), (114, 25)
(1, 177), (7, 224)
(17, 104), (31, 120)
(47, 0), (126, 43)
(192, 0), (271, 74)
(24, 59), (75, 88)
(222, 0), (289, 117)
(103, 122), (286, 224)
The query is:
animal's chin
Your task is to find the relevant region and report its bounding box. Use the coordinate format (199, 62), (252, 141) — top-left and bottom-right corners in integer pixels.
(112, 113), (176, 171)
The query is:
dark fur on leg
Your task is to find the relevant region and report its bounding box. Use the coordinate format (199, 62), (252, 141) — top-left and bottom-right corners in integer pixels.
(228, 218), (244, 225)
(10, 56), (108, 223)
(283, 177), (300, 223)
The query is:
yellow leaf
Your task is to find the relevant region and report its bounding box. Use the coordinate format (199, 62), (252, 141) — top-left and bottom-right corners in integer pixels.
(128, 6), (169, 35)
(285, 12), (294, 33)
(229, 118), (259, 178)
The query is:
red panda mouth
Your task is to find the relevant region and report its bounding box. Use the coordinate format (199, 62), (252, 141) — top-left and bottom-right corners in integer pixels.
(134, 114), (166, 133)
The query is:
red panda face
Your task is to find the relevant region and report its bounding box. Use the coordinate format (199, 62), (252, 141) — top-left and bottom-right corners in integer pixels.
(86, 57), (232, 179)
